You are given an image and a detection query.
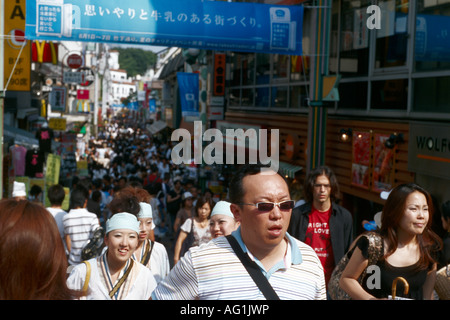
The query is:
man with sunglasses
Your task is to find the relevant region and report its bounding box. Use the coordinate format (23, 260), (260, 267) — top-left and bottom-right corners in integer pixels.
(152, 164), (326, 300)
(287, 166), (353, 290)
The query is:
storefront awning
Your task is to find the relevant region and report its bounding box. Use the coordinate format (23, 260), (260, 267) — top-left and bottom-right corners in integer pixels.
(146, 120), (168, 135)
(17, 107), (39, 119)
(3, 125), (39, 149)
(278, 161), (303, 179)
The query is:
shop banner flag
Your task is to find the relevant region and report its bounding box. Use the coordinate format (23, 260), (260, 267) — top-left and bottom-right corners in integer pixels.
(25, 0), (304, 55)
(177, 72), (199, 118)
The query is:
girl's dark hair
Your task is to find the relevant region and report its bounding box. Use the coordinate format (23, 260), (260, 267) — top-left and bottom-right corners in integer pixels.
(380, 183), (442, 270)
(194, 196), (215, 218)
(303, 166), (340, 203)
(107, 186), (141, 217)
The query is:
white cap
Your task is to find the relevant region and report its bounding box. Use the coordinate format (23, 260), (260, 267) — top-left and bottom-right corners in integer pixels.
(380, 190), (391, 200)
(210, 201), (234, 218)
(182, 192), (193, 200)
(138, 202), (153, 219)
(12, 181), (26, 197)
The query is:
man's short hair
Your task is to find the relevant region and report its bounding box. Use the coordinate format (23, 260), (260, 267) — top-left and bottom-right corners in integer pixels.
(47, 184), (65, 206)
(69, 185), (89, 209)
(228, 163), (284, 205)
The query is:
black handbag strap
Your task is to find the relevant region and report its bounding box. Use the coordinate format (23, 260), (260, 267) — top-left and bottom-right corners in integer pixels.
(226, 235), (280, 300)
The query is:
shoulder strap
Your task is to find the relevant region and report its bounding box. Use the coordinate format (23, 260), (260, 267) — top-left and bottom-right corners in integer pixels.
(82, 261), (91, 294)
(109, 259), (134, 299)
(226, 235), (280, 300)
(141, 240), (154, 266)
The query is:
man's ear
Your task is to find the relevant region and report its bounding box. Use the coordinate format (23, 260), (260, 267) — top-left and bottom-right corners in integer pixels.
(230, 204), (242, 222)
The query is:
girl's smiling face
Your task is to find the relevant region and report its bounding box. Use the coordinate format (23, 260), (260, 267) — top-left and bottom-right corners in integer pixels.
(105, 229), (139, 263)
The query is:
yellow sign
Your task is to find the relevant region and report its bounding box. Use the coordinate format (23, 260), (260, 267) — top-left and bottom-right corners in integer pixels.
(49, 118), (67, 131)
(4, 0), (31, 91)
(45, 154), (61, 186)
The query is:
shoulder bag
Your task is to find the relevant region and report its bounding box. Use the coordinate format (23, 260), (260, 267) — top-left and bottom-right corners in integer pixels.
(226, 235), (280, 300)
(328, 231), (383, 300)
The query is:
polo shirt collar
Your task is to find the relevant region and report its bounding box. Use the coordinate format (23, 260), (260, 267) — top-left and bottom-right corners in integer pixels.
(230, 227), (303, 266)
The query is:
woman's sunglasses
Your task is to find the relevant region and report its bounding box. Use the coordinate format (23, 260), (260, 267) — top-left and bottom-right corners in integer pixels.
(239, 200), (295, 212)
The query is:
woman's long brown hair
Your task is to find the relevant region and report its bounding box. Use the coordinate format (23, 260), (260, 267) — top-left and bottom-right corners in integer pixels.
(380, 183), (442, 271)
(0, 199), (81, 300)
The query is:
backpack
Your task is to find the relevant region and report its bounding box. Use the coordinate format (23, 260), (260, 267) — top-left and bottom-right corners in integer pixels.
(328, 231), (383, 300)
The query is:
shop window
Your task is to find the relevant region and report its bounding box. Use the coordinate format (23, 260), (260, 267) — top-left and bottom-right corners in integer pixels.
(255, 53), (270, 85)
(229, 88), (240, 106)
(273, 54), (289, 82)
(241, 88), (254, 107)
(374, 0), (409, 69)
(339, 0), (371, 76)
(337, 81), (367, 110)
(371, 79), (407, 110)
(289, 85), (308, 109)
(272, 86), (288, 108)
(255, 87), (270, 108)
(413, 76), (450, 113)
(242, 54), (255, 86)
(414, 0), (450, 72)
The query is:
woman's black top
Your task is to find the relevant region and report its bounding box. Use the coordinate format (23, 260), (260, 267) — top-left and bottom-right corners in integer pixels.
(357, 235), (429, 300)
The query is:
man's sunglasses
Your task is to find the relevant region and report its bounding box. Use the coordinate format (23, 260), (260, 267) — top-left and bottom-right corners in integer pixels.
(239, 200), (295, 212)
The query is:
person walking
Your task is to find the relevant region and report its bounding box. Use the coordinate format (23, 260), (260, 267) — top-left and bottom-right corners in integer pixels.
(288, 165), (353, 287)
(209, 200), (240, 239)
(173, 196), (214, 265)
(46, 184), (68, 255)
(152, 164), (326, 300)
(63, 185), (100, 266)
(66, 212), (157, 299)
(339, 183), (442, 299)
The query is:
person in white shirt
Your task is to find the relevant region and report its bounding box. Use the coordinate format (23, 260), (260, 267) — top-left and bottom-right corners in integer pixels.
(134, 202), (170, 284)
(46, 184), (68, 254)
(66, 212), (157, 299)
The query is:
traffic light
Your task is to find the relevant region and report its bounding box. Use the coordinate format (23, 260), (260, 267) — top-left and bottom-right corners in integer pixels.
(213, 53), (226, 96)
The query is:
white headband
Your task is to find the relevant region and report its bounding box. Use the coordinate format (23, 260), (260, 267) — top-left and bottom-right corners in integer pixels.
(106, 212), (140, 234)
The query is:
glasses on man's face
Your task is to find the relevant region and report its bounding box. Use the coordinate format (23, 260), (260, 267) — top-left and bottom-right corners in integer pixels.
(239, 200), (295, 212)
(313, 184), (331, 189)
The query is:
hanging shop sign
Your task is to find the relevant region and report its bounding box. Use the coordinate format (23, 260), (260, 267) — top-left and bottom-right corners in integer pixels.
(4, 0), (31, 91)
(78, 67), (95, 87)
(25, 0), (304, 55)
(31, 41), (59, 64)
(66, 53), (84, 69)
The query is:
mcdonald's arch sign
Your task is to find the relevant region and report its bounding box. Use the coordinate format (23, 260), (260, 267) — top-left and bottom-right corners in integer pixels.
(31, 41), (59, 64)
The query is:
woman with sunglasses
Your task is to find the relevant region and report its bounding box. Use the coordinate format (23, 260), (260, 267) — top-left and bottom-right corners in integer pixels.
(66, 212), (157, 300)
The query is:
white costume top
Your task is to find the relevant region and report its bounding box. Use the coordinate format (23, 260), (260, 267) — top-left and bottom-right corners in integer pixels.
(132, 239), (170, 284)
(67, 253), (157, 300)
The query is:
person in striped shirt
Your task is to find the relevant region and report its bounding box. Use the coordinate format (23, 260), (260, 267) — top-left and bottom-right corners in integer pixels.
(152, 164), (326, 300)
(63, 185), (100, 266)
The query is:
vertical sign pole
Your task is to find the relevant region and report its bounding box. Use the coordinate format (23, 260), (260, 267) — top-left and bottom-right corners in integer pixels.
(306, 0), (332, 173)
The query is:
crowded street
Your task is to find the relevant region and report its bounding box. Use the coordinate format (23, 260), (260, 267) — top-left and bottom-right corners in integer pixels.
(0, 0), (449, 308)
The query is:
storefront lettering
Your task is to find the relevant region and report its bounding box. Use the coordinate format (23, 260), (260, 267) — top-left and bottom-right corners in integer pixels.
(416, 136), (449, 153)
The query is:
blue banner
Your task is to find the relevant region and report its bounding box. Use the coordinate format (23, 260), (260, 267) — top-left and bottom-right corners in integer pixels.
(25, 0), (304, 55)
(177, 72), (199, 118)
(149, 99), (156, 113)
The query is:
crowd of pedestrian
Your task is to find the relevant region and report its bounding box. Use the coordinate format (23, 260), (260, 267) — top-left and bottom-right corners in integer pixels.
(0, 118), (449, 301)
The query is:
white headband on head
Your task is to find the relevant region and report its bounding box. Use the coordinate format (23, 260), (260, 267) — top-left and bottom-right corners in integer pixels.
(106, 212), (140, 234)
(138, 202), (153, 219)
(210, 201), (234, 218)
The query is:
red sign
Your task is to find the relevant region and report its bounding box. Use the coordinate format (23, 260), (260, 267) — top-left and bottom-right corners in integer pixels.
(67, 53), (83, 69)
(77, 89), (90, 100)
